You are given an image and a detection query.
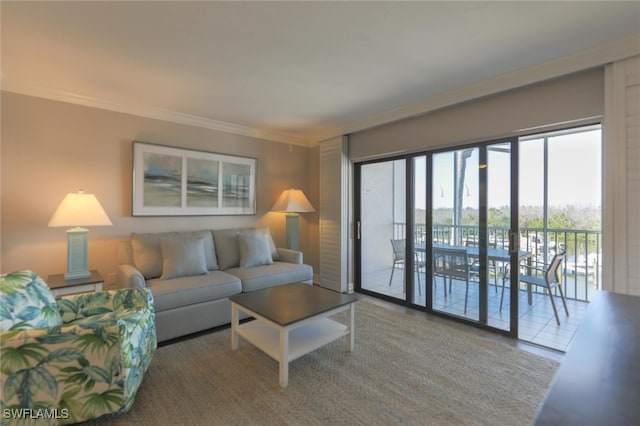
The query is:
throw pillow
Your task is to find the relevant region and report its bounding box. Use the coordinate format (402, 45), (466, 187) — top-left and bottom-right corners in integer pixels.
(183, 230), (218, 271)
(238, 231), (274, 268)
(212, 229), (241, 270)
(250, 227), (279, 261)
(131, 232), (176, 279)
(160, 237), (208, 280)
(0, 270), (63, 332)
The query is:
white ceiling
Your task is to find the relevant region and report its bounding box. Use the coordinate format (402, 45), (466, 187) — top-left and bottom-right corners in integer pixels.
(2, 1), (639, 145)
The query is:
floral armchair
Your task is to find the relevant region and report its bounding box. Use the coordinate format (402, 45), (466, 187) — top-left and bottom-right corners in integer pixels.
(1, 270), (157, 425)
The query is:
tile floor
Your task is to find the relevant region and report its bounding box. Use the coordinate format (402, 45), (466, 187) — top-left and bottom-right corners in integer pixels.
(361, 267), (590, 352)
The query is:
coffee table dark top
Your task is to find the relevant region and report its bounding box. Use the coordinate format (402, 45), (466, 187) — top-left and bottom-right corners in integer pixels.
(229, 283), (357, 326)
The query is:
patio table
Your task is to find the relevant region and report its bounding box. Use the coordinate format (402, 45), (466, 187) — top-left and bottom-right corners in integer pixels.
(417, 243), (534, 303)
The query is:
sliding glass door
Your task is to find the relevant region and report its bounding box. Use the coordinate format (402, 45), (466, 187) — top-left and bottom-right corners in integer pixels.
(427, 142), (516, 331)
(516, 126), (601, 349)
(413, 156), (427, 306)
(486, 142), (513, 331)
(356, 141), (517, 333)
(355, 125), (601, 347)
(431, 147), (481, 322)
(355, 158), (410, 301)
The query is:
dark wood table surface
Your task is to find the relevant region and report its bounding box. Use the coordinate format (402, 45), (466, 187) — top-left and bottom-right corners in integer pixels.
(229, 282), (358, 326)
(534, 290), (640, 425)
(47, 270), (103, 289)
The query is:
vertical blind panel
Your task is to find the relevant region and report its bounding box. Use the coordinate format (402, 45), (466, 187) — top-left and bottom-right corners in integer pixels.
(624, 57), (640, 295)
(319, 136), (349, 292)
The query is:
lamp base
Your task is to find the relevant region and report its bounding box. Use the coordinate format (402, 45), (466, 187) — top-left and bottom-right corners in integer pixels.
(65, 270), (91, 281)
(65, 227), (91, 281)
(285, 213), (300, 251)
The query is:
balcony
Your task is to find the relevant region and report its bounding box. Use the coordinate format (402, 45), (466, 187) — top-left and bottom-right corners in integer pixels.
(362, 224), (600, 352)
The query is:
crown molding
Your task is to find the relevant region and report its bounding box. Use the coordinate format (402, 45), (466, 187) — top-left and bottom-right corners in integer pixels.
(0, 81), (312, 147)
(310, 34), (640, 144)
(3, 35), (637, 148)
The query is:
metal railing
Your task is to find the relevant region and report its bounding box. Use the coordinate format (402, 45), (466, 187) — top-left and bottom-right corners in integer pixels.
(393, 222), (601, 302)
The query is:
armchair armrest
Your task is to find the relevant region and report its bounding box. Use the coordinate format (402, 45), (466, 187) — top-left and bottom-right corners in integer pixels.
(276, 248), (303, 264)
(57, 288), (154, 323)
(116, 264), (147, 289)
(1, 305), (156, 423)
(64, 307), (157, 368)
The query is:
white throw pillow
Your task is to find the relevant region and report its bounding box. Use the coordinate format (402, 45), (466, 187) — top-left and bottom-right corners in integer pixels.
(160, 237), (208, 280)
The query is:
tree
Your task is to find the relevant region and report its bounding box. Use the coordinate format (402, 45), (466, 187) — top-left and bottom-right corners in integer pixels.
(548, 210), (577, 229)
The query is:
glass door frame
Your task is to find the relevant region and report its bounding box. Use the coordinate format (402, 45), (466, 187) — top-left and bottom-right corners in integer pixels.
(353, 155), (419, 304)
(419, 139), (520, 337)
(354, 138), (521, 338)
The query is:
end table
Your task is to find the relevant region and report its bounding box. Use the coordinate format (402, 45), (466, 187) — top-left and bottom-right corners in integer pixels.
(47, 270), (104, 297)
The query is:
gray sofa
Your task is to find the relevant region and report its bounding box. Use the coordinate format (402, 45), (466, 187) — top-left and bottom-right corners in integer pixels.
(116, 227), (313, 342)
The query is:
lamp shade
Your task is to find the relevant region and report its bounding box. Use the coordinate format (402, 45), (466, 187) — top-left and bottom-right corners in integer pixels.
(271, 189), (315, 213)
(49, 191), (112, 227)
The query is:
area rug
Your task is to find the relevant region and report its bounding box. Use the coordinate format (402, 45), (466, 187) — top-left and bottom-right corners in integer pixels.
(92, 300), (558, 425)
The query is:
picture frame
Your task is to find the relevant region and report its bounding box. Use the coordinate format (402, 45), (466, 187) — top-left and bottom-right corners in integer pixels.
(132, 142), (256, 216)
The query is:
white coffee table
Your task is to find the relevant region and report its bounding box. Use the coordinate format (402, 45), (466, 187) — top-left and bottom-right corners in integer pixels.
(230, 283), (357, 387)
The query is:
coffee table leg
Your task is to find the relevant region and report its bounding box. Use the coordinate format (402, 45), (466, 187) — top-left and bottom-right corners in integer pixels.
(279, 328), (289, 387)
(231, 303), (239, 350)
(347, 303), (355, 352)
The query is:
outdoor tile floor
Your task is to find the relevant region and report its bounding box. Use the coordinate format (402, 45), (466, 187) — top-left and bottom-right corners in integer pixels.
(362, 267), (590, 352)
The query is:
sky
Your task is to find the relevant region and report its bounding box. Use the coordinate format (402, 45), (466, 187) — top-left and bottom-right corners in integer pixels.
(416, 126), (602, 210)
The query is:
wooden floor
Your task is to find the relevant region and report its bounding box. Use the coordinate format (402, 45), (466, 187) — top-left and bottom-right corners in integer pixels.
(361, 266), (591, 356)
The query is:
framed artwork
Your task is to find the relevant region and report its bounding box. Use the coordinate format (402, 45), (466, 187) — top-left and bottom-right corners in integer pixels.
(132, 142), (256, 216)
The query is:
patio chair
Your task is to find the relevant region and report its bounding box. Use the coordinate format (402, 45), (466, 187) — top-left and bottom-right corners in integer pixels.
(466, 239), (499, 292)
(500, 253), (569, 325)
(432, 247), (472, 313)
(388, 239), (424, 295)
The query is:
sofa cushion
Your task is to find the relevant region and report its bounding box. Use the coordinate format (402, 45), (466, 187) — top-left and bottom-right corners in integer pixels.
(226, 262), (313, 293)
(238, 231), (274, 268)
(146, 271), (242, 311)
(160, 237), (208, 280)
(0, 270), (63, 332)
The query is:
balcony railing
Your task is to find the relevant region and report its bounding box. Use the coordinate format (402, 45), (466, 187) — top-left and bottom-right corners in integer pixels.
(393, 223), (601, 302)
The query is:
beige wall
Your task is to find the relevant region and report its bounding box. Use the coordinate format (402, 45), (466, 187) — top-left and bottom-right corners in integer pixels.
(1, 92), (319, 287)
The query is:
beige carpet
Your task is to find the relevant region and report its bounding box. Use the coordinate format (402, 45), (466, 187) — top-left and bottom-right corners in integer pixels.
(92, 300), (558, 425)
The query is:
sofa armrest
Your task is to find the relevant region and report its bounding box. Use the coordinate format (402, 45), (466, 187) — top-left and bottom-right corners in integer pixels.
(116, 264), (147, 289)
(276, 248), (303, 264)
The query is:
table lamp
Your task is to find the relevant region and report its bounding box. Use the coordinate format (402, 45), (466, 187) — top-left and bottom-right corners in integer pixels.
(49, 190), (112, 280)
(271, 188), (315, 251)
